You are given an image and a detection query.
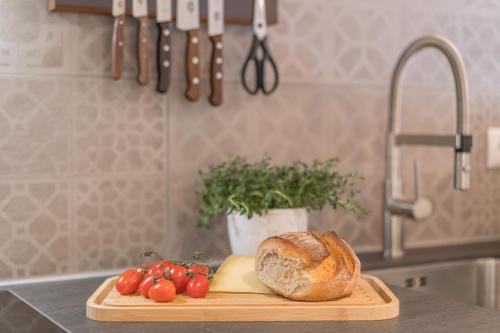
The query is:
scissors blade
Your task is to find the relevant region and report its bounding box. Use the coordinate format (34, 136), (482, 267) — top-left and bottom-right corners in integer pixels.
(253, 0), (267, 40)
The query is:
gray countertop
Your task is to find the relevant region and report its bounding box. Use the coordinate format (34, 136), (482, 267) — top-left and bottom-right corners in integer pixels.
(5, 277), (500, 333)
(4, 241), (500, 333)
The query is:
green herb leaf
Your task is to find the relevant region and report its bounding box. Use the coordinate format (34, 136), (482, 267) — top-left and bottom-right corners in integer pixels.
(197, 156), (368, 227)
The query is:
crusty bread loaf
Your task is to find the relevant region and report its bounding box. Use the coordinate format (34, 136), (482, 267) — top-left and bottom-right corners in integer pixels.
(254, 231), (360, 301)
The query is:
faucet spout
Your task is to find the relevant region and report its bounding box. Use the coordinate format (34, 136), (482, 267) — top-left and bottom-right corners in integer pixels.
(384, 34), (472, 260)
(388, 34), (472, 191)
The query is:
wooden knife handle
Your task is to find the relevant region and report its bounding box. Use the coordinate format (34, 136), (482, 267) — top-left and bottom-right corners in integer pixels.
(209, 35), (223, 106)
(136, 16), (150, 86)
(156, 21), (172, 93)
(185, 29), (200, 101)
(111, 14), (125, 80)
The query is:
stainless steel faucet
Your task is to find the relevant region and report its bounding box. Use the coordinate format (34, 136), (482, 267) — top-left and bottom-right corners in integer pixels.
(384, 34), (473, 260)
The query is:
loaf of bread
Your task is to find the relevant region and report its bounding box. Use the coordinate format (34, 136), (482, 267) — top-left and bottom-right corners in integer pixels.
(254, 231), (360, 301)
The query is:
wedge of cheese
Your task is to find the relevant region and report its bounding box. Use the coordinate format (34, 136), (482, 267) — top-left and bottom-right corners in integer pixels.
(210, 255), (273, 294)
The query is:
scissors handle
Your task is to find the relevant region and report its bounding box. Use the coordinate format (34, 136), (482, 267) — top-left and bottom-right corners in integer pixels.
(241, 35), (279, 95)
(241, 35), (260, 95)
(259, 37), (279, 95)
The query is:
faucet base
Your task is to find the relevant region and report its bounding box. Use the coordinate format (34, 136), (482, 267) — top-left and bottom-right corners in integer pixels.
(384, 215), (405, 260)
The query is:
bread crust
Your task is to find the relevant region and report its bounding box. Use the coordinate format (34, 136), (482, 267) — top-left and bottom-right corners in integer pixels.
(255, 231), (361, 301)
(264, 232), (330, 265)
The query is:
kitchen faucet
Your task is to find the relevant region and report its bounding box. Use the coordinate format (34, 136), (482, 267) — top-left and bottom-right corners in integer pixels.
(384, 34), (473, 260)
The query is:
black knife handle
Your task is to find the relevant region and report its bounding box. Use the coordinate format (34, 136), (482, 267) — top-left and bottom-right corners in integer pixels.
(209, 35), (223, 106)
(156, 21), (172, 93)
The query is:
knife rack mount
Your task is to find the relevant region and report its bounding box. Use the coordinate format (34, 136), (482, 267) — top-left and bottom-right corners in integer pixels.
(47, 0), (278, 26)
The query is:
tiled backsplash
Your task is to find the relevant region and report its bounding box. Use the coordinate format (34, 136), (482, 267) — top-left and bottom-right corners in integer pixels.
(1, 0), (500, 279)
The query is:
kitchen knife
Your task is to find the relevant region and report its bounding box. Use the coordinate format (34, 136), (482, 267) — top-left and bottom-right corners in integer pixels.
(132, 0), (150, 85)
(208, 0), (224, 106)
(177, 0), (201, 101)
(156, 0), (172, 93)
(111, 0), (125, 80)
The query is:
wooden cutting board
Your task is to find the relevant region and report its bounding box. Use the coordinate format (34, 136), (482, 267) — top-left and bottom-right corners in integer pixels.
(86, 275), (399, 322)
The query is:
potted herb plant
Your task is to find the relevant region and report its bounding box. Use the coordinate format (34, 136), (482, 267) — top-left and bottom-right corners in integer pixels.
(197, 156), (365, 255)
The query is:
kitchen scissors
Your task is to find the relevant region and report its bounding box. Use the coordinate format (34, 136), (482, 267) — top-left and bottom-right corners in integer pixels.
(241, 0), (279, 95)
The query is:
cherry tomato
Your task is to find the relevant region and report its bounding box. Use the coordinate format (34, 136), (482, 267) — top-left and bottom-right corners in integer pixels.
(115, 269), (143, 295)
(186, 275), (210, 298)
(188, 264), (209, 276)
(148, 278), (176, 302)
(152, 260), (172, 271)
(169, 264), (190, 293)
(145, 266), (167, 279)
(138, 275), (155, 298)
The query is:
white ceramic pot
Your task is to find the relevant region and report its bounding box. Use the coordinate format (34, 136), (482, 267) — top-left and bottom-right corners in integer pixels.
(227, 208), (308, 255)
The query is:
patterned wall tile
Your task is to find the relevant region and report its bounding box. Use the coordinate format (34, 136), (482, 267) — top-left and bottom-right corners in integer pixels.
(267, 0), (330, 83)
(0, 77), (70, 178)
(166, 82), (257, 259)
(253, 84), (386, 167)
(398, 89), (456, 136)
(323, 2), (397, 85)
(459, 0), (500, 17)
(328, 0), (399, 9)
(73, 78), (166, 175)
(73, 175), (166, 271)
(397, 0), (462, 14)
(457, 16), (500, 90)
(0, 180), (69, 279)
(0, 0), (75, 75)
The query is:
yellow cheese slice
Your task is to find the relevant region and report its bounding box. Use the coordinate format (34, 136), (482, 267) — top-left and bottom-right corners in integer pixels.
(210, 255), (274, 294)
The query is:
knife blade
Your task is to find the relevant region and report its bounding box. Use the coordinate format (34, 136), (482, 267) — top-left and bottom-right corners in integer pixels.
(132, 0), (150, 85)
(111, 0), (125, 80)
(156, 0), (172, 93)
(208, 0), (224, 106)
(177, 0), (201, 101)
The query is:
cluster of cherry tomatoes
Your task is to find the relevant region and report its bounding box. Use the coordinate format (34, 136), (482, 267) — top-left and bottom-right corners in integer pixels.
(115, 257), (211, 302)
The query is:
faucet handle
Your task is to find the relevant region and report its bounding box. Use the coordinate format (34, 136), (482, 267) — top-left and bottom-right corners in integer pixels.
(412, 159), (433, 220)
(413, 197), (433, 220)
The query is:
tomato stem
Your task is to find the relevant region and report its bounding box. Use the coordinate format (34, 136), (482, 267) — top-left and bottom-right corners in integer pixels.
(192, 251), (204, 260)
(142, 251), (163, 261)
